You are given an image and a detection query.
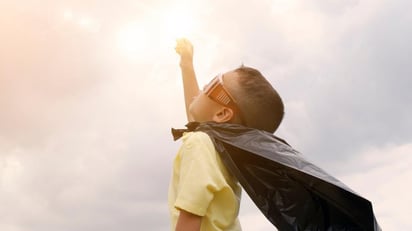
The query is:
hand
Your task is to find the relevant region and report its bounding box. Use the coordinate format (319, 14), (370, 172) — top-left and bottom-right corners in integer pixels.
(175, 38), (194, 63)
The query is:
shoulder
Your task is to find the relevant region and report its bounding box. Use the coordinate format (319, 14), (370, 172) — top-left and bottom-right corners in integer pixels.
(179, 131), (216, 160)
(181, 131), (214, 148)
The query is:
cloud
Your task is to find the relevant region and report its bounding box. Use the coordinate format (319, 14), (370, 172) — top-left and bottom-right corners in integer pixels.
(239, 194), (274, 231)
(0, 90), (177, 230)
(0, 3), (109, 147)
(0, 3), (181, 230)
(339, 143), (412, 230)
(264, 0), (412, 164)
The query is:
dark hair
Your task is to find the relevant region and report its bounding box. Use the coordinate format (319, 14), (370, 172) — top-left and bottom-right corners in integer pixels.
(231, 66), (284, 133)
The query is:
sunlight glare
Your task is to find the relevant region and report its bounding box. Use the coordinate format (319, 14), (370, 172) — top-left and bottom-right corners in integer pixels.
(163, 7), (196, 41)
(61, 9), (100, 32)
(114, 4), (200, 59)
(116, 23), (147, 58)
(63, 9), (73, 21)
(78, 17), (93, 28)
(271, 0), (297, 14)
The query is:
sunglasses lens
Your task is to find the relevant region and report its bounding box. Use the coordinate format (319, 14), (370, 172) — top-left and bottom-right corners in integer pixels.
(204, 77), (218, 95)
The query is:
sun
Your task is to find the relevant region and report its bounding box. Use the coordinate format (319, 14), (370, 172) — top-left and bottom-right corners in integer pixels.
(162, 6), (196, 40)
(116, 22), (147, 56)
(115, 4), (198, 58)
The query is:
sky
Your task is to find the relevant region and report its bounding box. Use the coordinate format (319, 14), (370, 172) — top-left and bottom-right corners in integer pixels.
(0, 0), (411, 230)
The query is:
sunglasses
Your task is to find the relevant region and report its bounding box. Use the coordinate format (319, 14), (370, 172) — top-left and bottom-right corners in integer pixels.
(203, 74), (246, 124)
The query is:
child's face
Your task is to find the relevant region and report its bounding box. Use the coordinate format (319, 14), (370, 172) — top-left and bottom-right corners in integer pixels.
(188, 71), (239, 123)
(188, 87), (223, 123)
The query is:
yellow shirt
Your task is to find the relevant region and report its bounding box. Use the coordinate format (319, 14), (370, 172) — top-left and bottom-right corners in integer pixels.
(168, 131), (242, 231)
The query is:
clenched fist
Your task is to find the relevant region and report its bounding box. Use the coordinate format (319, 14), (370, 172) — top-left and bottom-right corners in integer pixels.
(175, 38), (194, 65)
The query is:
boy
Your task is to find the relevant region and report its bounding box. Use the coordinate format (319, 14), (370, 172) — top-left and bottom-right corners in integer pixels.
(168, 38), (284, 231)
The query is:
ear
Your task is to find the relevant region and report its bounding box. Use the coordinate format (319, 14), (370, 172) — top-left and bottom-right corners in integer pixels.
(213, 107), (234, 123)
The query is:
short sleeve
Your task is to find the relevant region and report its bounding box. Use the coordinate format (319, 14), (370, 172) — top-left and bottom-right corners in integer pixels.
(174, 132), (226, 216)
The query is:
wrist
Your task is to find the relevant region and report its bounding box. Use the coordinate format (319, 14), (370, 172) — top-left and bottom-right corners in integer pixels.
(180, 58), (194, 68)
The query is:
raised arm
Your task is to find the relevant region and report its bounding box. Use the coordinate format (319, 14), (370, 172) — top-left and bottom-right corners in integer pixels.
(175, 38), (200, 122)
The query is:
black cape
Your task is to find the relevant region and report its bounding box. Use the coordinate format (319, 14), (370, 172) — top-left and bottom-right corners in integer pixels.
(172, 122), (381, 231)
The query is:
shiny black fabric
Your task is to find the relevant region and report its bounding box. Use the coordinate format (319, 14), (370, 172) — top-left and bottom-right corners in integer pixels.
(172, 122), (381, 231)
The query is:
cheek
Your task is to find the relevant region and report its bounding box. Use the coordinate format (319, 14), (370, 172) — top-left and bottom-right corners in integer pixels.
(189, 95), (212, 120)
(188, 96), (200, 115)
(189, 95), (204, 113)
